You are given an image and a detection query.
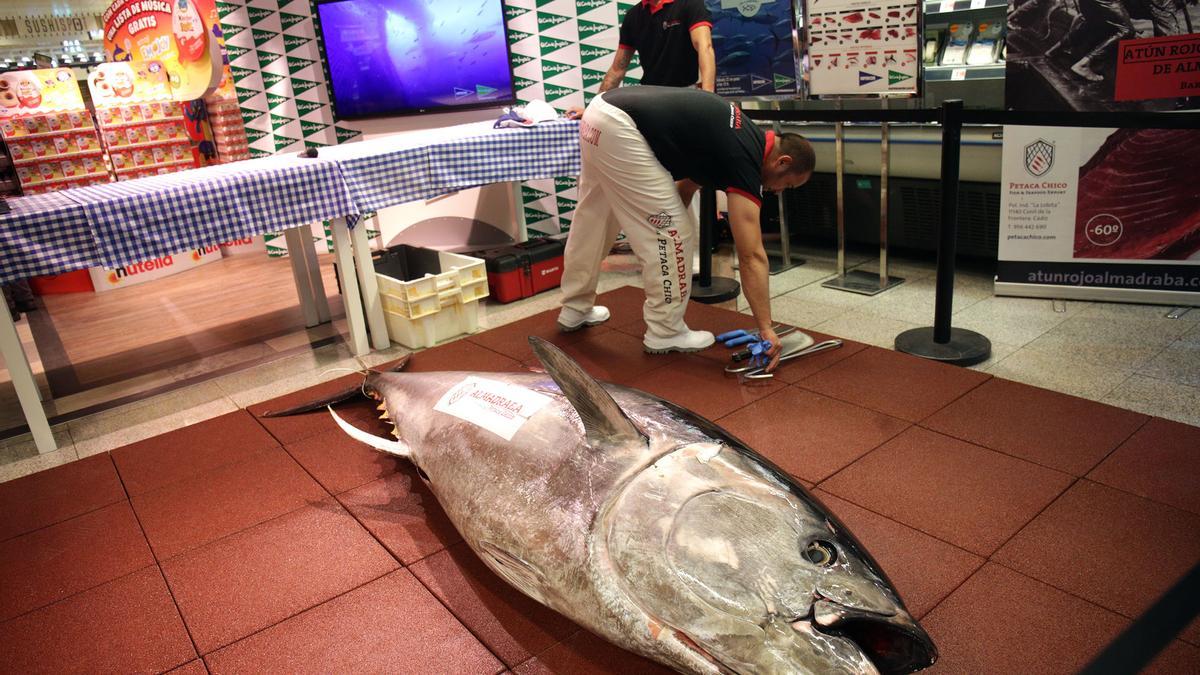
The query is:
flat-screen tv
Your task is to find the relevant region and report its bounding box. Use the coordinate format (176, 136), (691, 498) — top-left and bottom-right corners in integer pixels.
(316, 0), (516, 119)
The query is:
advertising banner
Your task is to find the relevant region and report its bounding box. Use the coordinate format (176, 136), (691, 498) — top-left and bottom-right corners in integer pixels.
(996, 125), (1200, 300)
(708, 0), (800, 97)
(1006, 0), (1200, 112)
(88, 245), (223, 292)
(102, 0), (223, 101)
(803, 0), (920, 96)
(0, 69), (86, 118)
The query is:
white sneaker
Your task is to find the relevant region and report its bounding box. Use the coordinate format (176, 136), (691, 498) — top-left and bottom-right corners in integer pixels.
(558, 305), (610, 332)
(643, 329), (715, 354)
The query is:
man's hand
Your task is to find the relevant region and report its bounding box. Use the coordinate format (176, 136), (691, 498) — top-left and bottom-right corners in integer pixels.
(758, 326), (783, 373)
(565, 106), (584, 120)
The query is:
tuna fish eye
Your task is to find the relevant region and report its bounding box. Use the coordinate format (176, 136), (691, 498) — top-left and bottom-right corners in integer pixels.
(802, 540), (838, 567)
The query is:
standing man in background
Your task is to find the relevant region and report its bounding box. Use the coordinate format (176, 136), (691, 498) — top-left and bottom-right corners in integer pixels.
(599, 0), (716, 93)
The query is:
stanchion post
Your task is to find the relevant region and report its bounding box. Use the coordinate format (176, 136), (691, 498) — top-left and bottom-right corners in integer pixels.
(933, 98), (963, 342)
(894, 99), (991, 366)
(689, 186), (740, 304)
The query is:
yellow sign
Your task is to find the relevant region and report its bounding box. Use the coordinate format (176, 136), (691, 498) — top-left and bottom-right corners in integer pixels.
(0, 69), (86, 120)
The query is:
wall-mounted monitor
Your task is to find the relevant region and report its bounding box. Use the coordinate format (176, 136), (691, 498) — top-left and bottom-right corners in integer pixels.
(316, 0), (516, 119)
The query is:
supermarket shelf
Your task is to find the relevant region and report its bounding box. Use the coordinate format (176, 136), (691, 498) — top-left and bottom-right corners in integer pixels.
(925, 63), (1005, 81)
(3, 126), (95, 141)
(17, 172), (110, 189)
(106, 139), (191, 151)
(99, 116), (185, 129)
(114, 158), (194, 175)
(925, 0), (1006, 14)
(13, 149), (103, 166)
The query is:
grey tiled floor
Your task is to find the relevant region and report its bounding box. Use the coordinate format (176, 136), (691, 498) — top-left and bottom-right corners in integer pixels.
(2, 246), (1197, 483)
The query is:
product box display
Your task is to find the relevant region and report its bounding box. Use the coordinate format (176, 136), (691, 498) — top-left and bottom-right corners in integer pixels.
(940, 22), (974, 66)
(467, 237), (566, 304)
(0, 68), (112, 195)
(87, 61), (199, 181)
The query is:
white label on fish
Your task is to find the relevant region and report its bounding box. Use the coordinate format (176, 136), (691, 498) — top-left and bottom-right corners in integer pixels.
(434, 376), (552, 441)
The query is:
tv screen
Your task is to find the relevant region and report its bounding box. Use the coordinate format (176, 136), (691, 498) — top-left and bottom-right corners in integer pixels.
(316, 0), (516, 119)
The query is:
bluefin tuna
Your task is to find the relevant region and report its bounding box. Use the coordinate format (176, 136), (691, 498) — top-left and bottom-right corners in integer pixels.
(319, 337), (937, 674)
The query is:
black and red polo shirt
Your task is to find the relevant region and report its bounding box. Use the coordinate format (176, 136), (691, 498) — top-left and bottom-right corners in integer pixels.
(602, 86), (774, 206)
(618, 0), (713, 87)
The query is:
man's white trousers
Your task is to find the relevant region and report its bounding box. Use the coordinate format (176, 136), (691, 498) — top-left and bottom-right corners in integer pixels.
(559, 94), (695, 339)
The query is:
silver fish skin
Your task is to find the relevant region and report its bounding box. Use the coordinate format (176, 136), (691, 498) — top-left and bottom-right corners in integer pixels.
(344, 338), (936, 675)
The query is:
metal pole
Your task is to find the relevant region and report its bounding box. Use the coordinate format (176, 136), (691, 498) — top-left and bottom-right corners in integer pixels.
(894, 99), (990, 367)
(698, 186), (714, 286)
(834, 119), (846, 278)
(933, 99), (963, 343)
(879, 99), (890, 288)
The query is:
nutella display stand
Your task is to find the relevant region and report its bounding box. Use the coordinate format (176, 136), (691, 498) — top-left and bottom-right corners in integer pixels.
(0, 68), (112, 195)
(88, 61), (199, 181)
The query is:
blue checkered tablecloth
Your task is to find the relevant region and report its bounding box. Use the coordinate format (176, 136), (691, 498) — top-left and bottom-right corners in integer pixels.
(427, 119), (581, 193)
(62, 154), (359, 268)
(0, 192), (99, 285)
(322, 119), (581, 213)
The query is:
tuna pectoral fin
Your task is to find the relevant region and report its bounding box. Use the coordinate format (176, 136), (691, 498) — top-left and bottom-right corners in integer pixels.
(330, 407), (411, 458)
(259, 356), (410, 417)
(528, 336), (644, 446)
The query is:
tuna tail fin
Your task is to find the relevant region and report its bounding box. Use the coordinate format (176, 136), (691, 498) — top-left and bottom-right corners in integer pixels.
(329, 406), (411, 458)
(528, 336), (645, 447)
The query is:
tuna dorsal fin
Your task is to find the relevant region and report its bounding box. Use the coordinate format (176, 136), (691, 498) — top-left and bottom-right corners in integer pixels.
(528, 336), (645, 446)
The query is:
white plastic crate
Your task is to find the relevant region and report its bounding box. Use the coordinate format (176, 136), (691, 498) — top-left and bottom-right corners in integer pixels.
(374, 246), (489, 348)
(375, 249), (486, 304)
(384, 291), (482, 349)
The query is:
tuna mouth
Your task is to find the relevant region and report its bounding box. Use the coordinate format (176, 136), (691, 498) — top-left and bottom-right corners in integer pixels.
(810, 601), (938, 674)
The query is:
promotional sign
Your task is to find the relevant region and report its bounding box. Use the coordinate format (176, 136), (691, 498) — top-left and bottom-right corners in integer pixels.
(708, 0), (800, 97)
(1006, 0), (1200, 111)
(1115, 33), (1200, 102)
(803, 0), (921, 96)
(88, 245), (222, 292)
(996, 125), (1200, 300)
(102, 0), (223, 101)
(0, 69), (86, 118)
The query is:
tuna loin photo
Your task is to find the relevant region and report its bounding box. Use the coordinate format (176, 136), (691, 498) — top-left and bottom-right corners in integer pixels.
(1073, 129), (1200, 260)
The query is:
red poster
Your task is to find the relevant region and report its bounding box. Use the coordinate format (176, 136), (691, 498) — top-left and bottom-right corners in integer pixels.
(1115, 33), (1200, 102)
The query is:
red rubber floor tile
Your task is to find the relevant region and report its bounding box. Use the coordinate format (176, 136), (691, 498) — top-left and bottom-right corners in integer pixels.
(285, 426), (402, 495)
(717, 388), (910, 483)
(797, 347), (990, 422)
(249, 373), (383, 445)
(0, 566), (195, 674)
(521, 330), (681, 387)
(821, 427), (1073, 556)
(406, 338), (527, 373)
(111, 410), (281, 496)
(162, 497), (398, 654)
(512, 629), (672, 675)
(814, 491), (984, 619)
(167, 661), (208, 675)
(922, 378), (1148, 476)
(204, 569), (501, 675)
(625, 354), (787, 421)
(1087, 416), (1200, 516)
(922, 563), (1158, 674)
(0, 501), (153, 622)
(468, 309), (615, 364)
(0, 453), (125, 542)
(994, 479), (1200, 645)
(132, 447), (329, 560)
(409, 541), (580, 668)
(337, 467), (463, 565)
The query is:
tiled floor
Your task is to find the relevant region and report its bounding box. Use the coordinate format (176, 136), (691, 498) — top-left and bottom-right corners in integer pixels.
(0, 277), (1198, 673)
